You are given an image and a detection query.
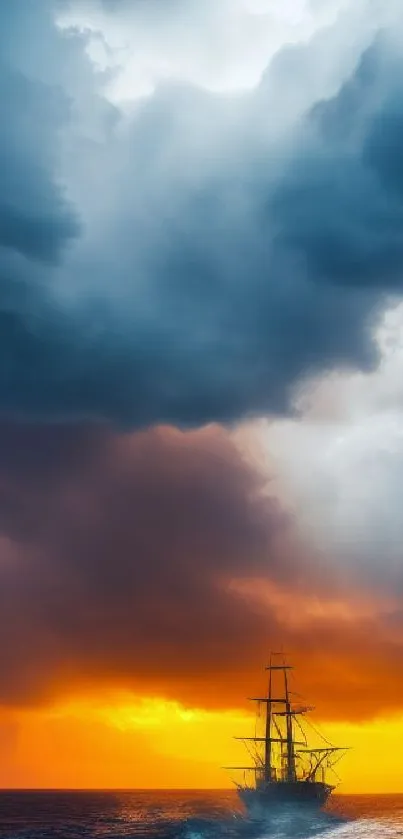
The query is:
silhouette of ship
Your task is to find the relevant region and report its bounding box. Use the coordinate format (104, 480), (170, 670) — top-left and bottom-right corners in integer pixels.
(225, 655), (348, 811)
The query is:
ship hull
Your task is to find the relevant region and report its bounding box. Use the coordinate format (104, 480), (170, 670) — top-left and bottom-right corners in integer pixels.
(238, 781), (333, 812)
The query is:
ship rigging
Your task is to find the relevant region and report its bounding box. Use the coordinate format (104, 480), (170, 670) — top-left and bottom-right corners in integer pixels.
(225, 654), (349, 809)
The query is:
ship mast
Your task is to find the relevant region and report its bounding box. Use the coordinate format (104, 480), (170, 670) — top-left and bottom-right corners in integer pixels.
(226, 655), (349, 790)
(265, 658), (297, 783)
(283, 663), (295, 782)
(234, 656), (306, 784)
(264, 655), (272, 783)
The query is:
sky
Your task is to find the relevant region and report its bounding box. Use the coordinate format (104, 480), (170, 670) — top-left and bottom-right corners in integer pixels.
(1, 0), (403, 791)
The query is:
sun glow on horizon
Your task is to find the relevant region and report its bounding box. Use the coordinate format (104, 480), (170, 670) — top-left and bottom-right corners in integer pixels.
(0, 694), (402, 792)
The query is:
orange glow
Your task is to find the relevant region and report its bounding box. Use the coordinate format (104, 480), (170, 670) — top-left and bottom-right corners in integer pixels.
(1, 696), (403, 792)
(0, 697), (247, 789)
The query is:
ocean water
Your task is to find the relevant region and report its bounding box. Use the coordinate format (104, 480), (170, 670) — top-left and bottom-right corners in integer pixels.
(0, 790), (402, 839)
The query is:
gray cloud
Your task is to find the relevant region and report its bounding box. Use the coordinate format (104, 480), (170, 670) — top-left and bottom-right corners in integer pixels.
(0, 3), (79, 263)
(0, 62), (78, 262)
(272, 33), (403, 289)
(0, 4), (403, 427)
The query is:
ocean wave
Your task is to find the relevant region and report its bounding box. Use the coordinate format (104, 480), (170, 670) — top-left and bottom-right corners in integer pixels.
(181, 813), (403, 839)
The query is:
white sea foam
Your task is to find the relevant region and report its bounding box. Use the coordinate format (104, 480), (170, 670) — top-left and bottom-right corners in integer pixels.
(256, 818), (403, 839)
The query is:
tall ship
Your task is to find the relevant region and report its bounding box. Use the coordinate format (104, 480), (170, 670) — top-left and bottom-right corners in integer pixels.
(226, 655), (348, 810)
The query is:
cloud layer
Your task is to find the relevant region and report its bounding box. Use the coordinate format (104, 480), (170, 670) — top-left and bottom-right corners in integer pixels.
(0, 421), (400, 719)
(0, 423), (282, 705)
(1, 1), (403, 425)
(2, 0), (403, 734)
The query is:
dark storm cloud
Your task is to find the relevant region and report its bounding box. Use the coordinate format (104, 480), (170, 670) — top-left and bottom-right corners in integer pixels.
(0, 62), (78, 262)
(271, 34), (403, 290)
(0, 423), (288, 705)
(0, 1), (79, 264)
(0, 421), (401, 718)
(1, 6), (403, 426)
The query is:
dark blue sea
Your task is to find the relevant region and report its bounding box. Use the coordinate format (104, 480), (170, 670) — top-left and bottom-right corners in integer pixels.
(0, 791), (402, 839)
